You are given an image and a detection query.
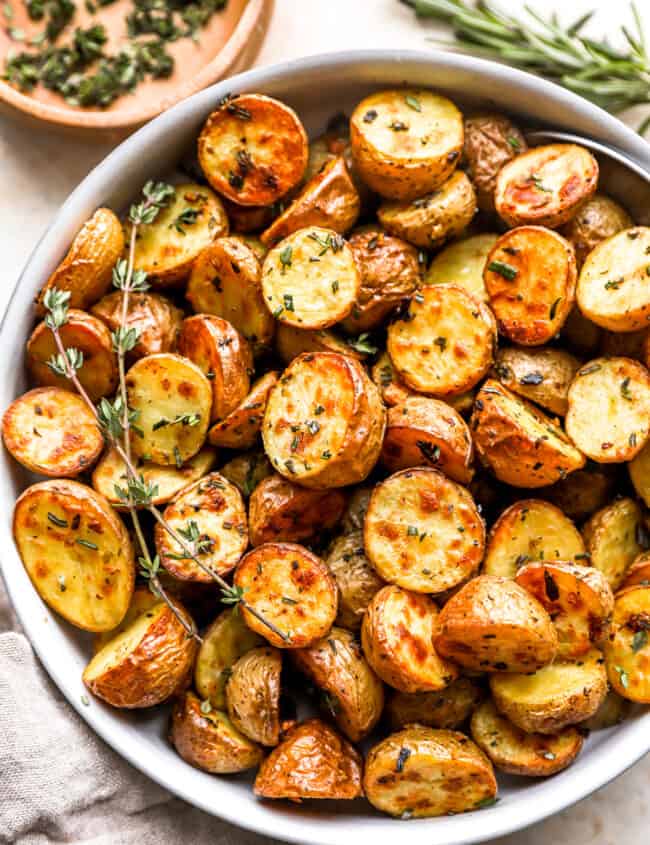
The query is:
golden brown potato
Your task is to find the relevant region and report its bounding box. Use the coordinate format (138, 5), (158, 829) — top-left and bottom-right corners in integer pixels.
(91, 292), (183, 361)
(36, 208), (124, 313)
(582, 497), (644, 590)
(93, 585), (159, 654)
(2, 387), (103, 477)
(580, 689), (631, 730)
(27, 309), (118, 402)
(490, 648), (608, 734)
(424, 233), (499, 303)
(248, 473), (346, 546)
(471, 379), (586, 487)
(254, 718), (363, 800)
(198, 94), (308, 206)
(365, 468), (484, 594)
(363, 727), (497, 818)
(387, 285), (496, 396)
(221, 197), (274, 234)
(621, 551), (650, 589)
(170, 691), (263, 773)
(604, 585), (650, 702)
(380, 396), (474, 483)
(494, 143), (598, 228)
(471, 699), (583, 777)
(226, 646), (282, 745)
(600, 327), (648, 362)
(263, 351), (385, 489)
(234, 542), (338, 648)
(325, 531), (385, 630)
(293, 626), (384, 741)
(463, 114), (527, 212)
(340, 488), (373, 533)
(385, 677), (483, 731)
(371, 350), (418, 406)
(537, 466), (615, 522)
(350, 89), (464, 201)
(208, 372), (278, 450)
(13, 479), (134, 632)
(361, 585), (458, 693)
(219, 450), (273, 498)
(275, 323), (366, 364)
(492, 346), (581, 416)
(233, 233), (268, 262)
(628, 440), (650, 507)
(560, 194), (633, 267)
(304, 118), (351, 182)
(484, 226), (576, 345)
(435, 575), (558, 672)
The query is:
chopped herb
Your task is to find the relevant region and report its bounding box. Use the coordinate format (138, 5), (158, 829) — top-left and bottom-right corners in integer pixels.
(621, 377), (633, 400)
(395, 746), (412, 772)
(80, 694), (90, 706)
(531, 173), (551, 192)
(283, 293), (294, 312)
(173, 207), (200, 234)
(57, 574), (66, 592)
(281, 596), (297, 605)
(416, 440), (441, 464)
(578, 363), (601, 376)
(363, 109), (377, 123)
(405, 94), (421, 111)
(331, 280), (339, 294)
(475, 796), (500, 810)
(544, 569), (560, 601)
(314, 404), (325, 415)
(632, 630), (648, 652)
(47, 512), (68, 528)
(389, 120), (408, 131)
(630, 432), (638, 448)
(604, 278), (624, 290)
(615, 665), (629, 689)
(306, 419), (320, 435)
(347, 333), (377, 355)
(507, 135), (521, 150)
(76, 538), (98, 550)
(434, 336), (447, 352)
(520, 372), (544, 386)
(173, 446), (183, 469)
(407, 525), (419, 536)
(414, 292), (424, 304)
(200, 698), (212, 714)
(279, 245), (292, 273)
(488, 260), (518, 281)
(321, 450), (332, 460)
(549, 297), (562, 320)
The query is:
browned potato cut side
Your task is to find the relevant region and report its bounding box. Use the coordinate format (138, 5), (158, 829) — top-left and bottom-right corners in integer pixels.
(325, 532), (385, 630)
(492, 346), (581, 416)
(91, 292), (183, 361)
(621, 551), (650, 589)
(371, 351), (418, 406)
(226, 646), (282, 745)
(275, 323), (366, 364)
(463, 114), (527, 211)
(560, 194), (633, 267)
(424, 233), (499, 303)
(582, 497), (644, 590)
(385, 677), (483, 731)
(604, 585), (650, 702)
(208, 372), (278, 449)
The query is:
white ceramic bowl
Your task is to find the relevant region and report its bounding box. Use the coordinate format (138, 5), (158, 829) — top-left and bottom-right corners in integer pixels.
(2, 50), (650, 845)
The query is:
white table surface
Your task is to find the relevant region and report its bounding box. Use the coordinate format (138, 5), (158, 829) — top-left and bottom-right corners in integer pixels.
(1, 0), (649, 842)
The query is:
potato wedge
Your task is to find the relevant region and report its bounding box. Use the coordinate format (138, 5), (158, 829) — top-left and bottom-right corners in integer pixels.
(226, 645), (282, 745)
(470, 379), (586, 487)
(580, 689), (631, 731)
(219, 450), (273, 498)
(387, 284), (496, 396)
(363, 727), (496, 819)
(371, 350), (418, 406)
(263, 351), (385, 489)
(13, 479), (135, 632)
(361, 585), (458, 693)
(275, 323), (366, 364)
(91, 292), (183, 361)
(490, 648), (608, 734)
(27, 309), (118, 402)
(565, 357), (650, 462)
(385, 677), (483, 731)
(560, 194), (633, 267)
(325, 531), (385, 630)
(254, 718), (363, 800)
(350, 89), (464, 200)
(463, 114), (527, 212)
(436, 575), (558, 672)
(493, 346), (581, 416)
(582, 497), (644, 590)
(494, 143), (598, 228)
(380, 396), (474, 483)
(424, 233), (499, 303)
(198, 94), (308, 206)
(621, 551), (650, 589)
(170, 691), (263, 773)
(365, 468), (484, 594)
(208, 372), (278, 449)
(125, 353), (212, 465)
(604, 585), (650, 702)
(537, 466), (615, 522)
(293, 626), (384, 741)
(234, 542), (338, 648)
(471, 699), (583, 777)
(3, 387), (103, 477)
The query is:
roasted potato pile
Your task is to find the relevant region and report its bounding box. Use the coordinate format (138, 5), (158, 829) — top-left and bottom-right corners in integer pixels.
(6, 89), (650, 819)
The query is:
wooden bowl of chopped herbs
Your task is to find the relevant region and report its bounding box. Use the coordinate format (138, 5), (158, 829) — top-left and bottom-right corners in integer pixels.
(0, 0), (272, 134)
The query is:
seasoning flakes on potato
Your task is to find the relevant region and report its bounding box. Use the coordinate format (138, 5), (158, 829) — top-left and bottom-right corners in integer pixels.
(560, 194), (633, 267)
(604, 585), (650, 702)
(325, 531), (385, 630)
(91, 292), (183, 361)
(385, 677), (483, 731)
(424, 233), (499, 303)
(492, 346), (581, 416)
(208, 372), (278, 450)
(582, 497), (645, 590)
(226, 645), (282, 745)
(463, 114), (527, 212)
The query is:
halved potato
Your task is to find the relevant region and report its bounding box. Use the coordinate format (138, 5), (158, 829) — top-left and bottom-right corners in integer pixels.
(463, 114), (527, 211)
(3, 387), (103, 477)
(91, 292), (183, 361)
(371, 350), (418, 406)
(565, 357), (650, 462)
(490, 648), (608, 733)
(254, 718), (363, 800)
(125, 353), (212, 466)
(93, 585), (159, 653)
(494, 143), (598, 228)
(248, 473), (346, 546)
(538, 465), (615, 522)
(364, 468), (484, 594)
(198, 94), (308, 206)
(493, 347), (581, 416)
(325, 531), (385, 630)
(582, 497), (644, 590)
(424, 233), (499, 303)
(361, 584), (458, 693)
(560, 194), (633, 267)
(580, 689), (631, 730)
(233, 233), (268, 261)
(27, 309), (118, 402)
(621, 551), (650, 589)
(470, 379), (586, 487)
(363, 727), (497, 818)
(387, 284), (496, 396)
(234, 542), (338, 648)
(275, 323), (366, 364)
(263, 351), (385, 489)
(261, 226), (360, 329)
(350, 89), (464, 200)
(208, 372), (278, 449)
(226, 645), (282, 745)
(436, 575), (558, 672)
(13, 479), (134, 632)
(471, 699), (583, 777)
(380, 396), (474, 483)
(604, 585), (650, 702)
(385, 677), (483, 731)
(219, 450), (273, 498)
(483, 499), (586, 578)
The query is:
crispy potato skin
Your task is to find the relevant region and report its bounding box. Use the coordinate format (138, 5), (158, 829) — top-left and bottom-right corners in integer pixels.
(621, 551), (650, 589)
(604, 586), (650, 702)
(325, 532), (385, 630)
(425, 233), (499, 303)
(463, 114), (527, 211)
(248, 473), (346, 546)
(36, 208), (124, 313)
(91, 292), (183, 361)
(629, 441), (650, 507)
(226, 645), (282, 745)
(371, 351), (418, 407)
(562, 306), (602, 357)
(341, 488), (373, 533)
(208, 372), (278, 450)
(254, 718), (363, 800)
(275, 323), (365, 364)
(492, 346), (581, 416)
(219, 450), (273, 498)
(221, 197), (274, 234)
(560, 194), (633, 267)
(581, 689), (631, 730)
(435, 575), (558, 672)
(3, 387), (103, 477)
(363, 727), (497, 818)
(385, 677), (483, 731)
(582, 497), (644, 590)
(170, 691), (263, 773)
(293, 626), (385, 741)
(538, 466), (615, 523)
(198, 94), (308, 206)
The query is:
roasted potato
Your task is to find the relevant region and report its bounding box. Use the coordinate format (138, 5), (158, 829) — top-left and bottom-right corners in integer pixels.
(2, 387), (103, 477)
(580, 689), (631, 731)
(293, 626), (384, 741)
(208, 372), (278, 450)
(560, 194), (633, 267)
(490, 648), (608, 734)
(325, 531), (385, 630)
(621, 550), (650, 589)
(219, 450), (273, 498)
(537, 465), (615, 522)
(471, 379), (586, 487)
(371, 350), (418, 406)
(361, 585), (458, 693)
(463, 114), (527, 212)
(600, 327), (649, 362)
(436, 575), (558, 672)
(628, 440), (650, 507)
(248, 473), (346, 546)
(275, 323), (366, 364)
(254, 718), (363, 800)
(340, 487), (373, 533)
(13, 479), (134, 632)
(364, 468), (484, 594)
(562, 306), (602, 357)
(385, 677), (483, 731)
(221, 198), (274, 234)
(91, 292), (183, 361)
(263, 351), (385, 489)
(492, 346), (581, 416)
(387, 284), (496, 396)
(582, 497), (644, 590)
(234, 542), (338, 648)
(198, 94), (308, 206)
(494, 143), (598, 229)
(226, 645), (282, 745)
(350, 89), (464, 200)
(363, 727), (497, 818)
(93, 585), (159, 653)
(424, 233), (499, 303)
(604, 585), (650, 702)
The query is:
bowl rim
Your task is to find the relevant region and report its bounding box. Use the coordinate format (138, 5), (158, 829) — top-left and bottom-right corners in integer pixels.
(3, 47), (650, 845)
